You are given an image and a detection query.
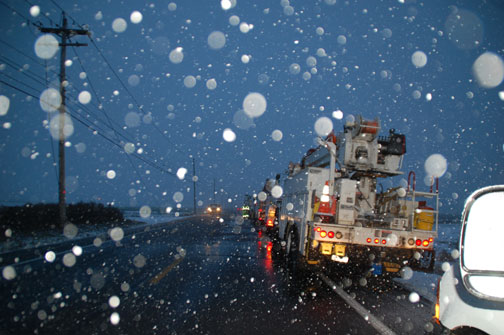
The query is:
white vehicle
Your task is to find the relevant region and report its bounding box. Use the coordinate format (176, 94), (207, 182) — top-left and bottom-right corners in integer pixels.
(278, 116), (438, 274)
(435, 185), (504, 334)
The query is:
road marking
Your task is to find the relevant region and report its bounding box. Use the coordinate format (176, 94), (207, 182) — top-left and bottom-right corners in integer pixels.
(319, 273), (397, 335)
(149, 256), (185, 285)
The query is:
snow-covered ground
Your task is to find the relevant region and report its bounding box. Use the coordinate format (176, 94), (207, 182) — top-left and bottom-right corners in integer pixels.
(0, 213), (188, 254)
(394, 223), (462, 302)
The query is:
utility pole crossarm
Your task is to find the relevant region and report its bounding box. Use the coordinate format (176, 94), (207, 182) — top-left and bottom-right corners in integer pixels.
(39, 27), (91, 37)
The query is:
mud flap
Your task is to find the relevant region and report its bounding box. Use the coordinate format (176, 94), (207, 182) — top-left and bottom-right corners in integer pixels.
(383, 262), (401, 273)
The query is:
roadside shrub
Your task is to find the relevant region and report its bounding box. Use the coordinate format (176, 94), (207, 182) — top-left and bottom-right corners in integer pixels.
(0, 202), (124, 236)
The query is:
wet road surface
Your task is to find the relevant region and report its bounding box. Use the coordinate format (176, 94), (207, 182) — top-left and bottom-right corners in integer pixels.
(0, 216), (441, 334)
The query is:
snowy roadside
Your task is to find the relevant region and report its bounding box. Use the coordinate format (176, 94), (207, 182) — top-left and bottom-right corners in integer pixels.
(394, 272), (439, 303)
(0, 213), (191, 255)
(394, 223), (461, 303)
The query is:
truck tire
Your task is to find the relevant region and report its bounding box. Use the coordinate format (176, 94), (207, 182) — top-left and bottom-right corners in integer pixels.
(286, 228), (300, 273)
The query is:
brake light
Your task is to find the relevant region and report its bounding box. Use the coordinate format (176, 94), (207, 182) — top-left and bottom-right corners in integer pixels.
(429, 237), (434, 243)
(314, 227), (321, 232)
(374, 238), (379, 244)
(366, 238), (372, 243)
(382, 239), (386, 245)
(320, 230), (327, 238)
(328, 231), (335, 238)
(416, 239), (422, 246)
(266, 219), (274, 227)
(266, 242), (273, 252)
(422, 240), (429, 247)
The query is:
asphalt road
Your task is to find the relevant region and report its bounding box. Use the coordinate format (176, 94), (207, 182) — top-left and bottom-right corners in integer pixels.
(0, 215), (441, 334)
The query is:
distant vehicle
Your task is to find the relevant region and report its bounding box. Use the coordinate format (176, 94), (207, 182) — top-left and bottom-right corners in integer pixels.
(241, 205), (250, 219)
(255, 202), (266, 225)
(265, 204), (278, 230)
(435, 185), (504, 334)
(254, 177), (280, 230)
(206, 204), (222, 217)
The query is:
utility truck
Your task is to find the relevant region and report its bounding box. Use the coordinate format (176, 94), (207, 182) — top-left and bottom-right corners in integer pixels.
(255, 177), (281, 232)
(278, 115), (438, 274)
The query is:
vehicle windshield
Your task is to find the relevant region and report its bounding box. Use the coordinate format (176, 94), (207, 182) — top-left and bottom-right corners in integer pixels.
(1, 0), (503, 334)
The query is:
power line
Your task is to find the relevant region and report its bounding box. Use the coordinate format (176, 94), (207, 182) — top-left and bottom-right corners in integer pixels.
(0, 38), (45, 67)
(0, 78), (177, 177)
(0, 0), (41, 27)
(0, 54), (136, 144)
(48, 0), (79, 27)
(0, 55), (48, 87)
(0, 58), (164, 181)
(70, 45), (137, 144)
(0, 71), (42, 93)
(71, 44), (150, 188)
(23, 0), (58, 27)
(45, 0), (185, 158)
(87, 37), (181, 150)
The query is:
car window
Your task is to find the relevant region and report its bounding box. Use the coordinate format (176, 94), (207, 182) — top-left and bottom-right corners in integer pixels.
(463, 191), (504, 272)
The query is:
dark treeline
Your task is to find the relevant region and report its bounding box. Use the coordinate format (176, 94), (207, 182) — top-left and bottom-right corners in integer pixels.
(0, 202), (124, 236)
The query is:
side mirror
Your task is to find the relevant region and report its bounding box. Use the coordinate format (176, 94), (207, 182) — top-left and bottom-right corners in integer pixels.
(460, 185), (504, 301)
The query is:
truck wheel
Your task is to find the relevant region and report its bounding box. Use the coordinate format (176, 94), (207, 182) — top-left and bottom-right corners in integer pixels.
(286, 228), (299, 272)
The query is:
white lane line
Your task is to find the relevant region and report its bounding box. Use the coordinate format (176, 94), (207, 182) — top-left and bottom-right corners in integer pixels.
(319, 273), (397, 335)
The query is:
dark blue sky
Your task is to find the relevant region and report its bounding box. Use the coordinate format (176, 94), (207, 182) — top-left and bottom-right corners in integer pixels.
(0, 0), (503, 214)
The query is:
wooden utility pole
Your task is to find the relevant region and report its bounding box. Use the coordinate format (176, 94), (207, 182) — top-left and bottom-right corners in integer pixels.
(192, 157), (196, 214)
(39, 13), (89, 228)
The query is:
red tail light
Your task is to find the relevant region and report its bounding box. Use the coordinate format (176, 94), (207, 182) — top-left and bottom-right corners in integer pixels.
(416, 239), (422, 246)
(366, 238), (372, 243)
(382, 239), (386, 245)
(422, 240), (429, 247)
(429, 237), (434, 243)
(320, 230), (327, 238)
(314, 227), (321, 232)
(266, 219), (274, 227)
(374, 238), (379, 244)
(266, 242), (273, 252)
(328, 231), (335, 238)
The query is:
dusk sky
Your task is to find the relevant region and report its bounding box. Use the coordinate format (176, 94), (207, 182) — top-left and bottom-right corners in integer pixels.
(0, 0), (503, 214)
